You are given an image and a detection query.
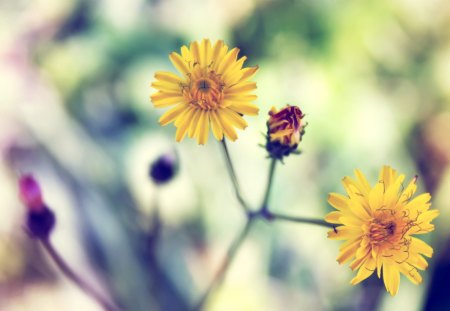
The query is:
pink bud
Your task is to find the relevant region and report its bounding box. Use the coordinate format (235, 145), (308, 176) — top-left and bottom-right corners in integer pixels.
(19, 174), (44, 211)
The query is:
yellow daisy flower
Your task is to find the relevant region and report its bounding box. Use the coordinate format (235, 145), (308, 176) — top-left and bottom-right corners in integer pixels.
(325, 166), (439, 296)
(150, 39), (259, 145)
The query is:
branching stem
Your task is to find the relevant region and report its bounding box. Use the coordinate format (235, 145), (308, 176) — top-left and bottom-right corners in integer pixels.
(198, 143), (335, 309)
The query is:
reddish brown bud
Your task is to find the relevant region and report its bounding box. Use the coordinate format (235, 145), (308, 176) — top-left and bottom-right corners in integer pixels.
(268, 105), (305, 147)
(266, 105), (306, 160)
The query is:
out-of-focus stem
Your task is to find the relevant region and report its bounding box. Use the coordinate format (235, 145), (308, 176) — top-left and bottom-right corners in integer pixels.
(40, 238), (120, 311)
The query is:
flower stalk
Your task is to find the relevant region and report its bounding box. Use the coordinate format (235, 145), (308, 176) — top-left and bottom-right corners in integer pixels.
(260, 158), (277, 211)
(220, 139), (251, 212)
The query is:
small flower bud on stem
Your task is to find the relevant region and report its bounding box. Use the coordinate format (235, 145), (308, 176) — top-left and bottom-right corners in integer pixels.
(265, 105), (306, 160)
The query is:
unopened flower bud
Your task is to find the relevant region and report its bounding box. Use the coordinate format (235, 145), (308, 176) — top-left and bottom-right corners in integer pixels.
(18, 175), (56, 239)
(266, 105), (306, 160)
(19, 174), (44, 211)
(149, 151), (179, 185)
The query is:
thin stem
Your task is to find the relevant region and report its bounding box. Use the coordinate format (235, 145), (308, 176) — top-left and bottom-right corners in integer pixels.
(40, 238), (120, 311)
(261, 158), (277, 210)
(268, 212), (336, 228)
(220, 139), (250, 212)
(194, 219), (253, 311)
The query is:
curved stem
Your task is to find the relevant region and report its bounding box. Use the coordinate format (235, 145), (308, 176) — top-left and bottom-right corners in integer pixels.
(261, 158), (277, 210)
(194, 219), (253, 310)
(268, 212), (336, 228)
(40, 238), (120, 311)
(220, 139), (250, 212)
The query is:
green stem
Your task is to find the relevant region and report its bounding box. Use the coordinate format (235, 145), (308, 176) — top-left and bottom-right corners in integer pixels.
(220, 139), (250, 212)
(40, 238), (120, 311)
(268, 212), (336, 228)
(261, 158), (277, 210)
(194, 219), (253, 310)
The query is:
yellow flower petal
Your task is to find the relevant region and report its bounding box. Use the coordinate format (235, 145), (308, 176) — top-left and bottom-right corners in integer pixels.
(405, 193), (432, 212)
(351, 257), (376, 285)
(169, 52), (190, 76)
(354, 169), (371, 195)
(217, 111), (238, 141)
(369, 181), (384, 210)
(228, 102), (259, 116)
(225, 82), (257, 94)
(188, 109), (202, 138)
(383, 263), (400, 296)
(238, 66), (259, 82)
(151, 81), (181, 92)
(151, 92), (184, 107)
(337, 238), (360, 264)
(223, 56), (247, 84)
(210, 111), (224, 141)
(350, 256), (366, 271)
(327, 226), (362, 240)
(217, 48), (239, 74)
(410, 237), (433, 257)
(195, 111), (209, 145)
(384, 174), (405, 209)
(154, 72), (184, 84)
(328, 193), (349, 211)
(355, 243), (371, 260)
(181, 45), (192, 63)
(159, 104), (189, 126)
(408, 253), (429, 270)
(220, 108), (248, 130)
(175, 107), (196, 142)
(399, 263), (422, 285)
(399, 176), (418, 204)
(190, 41), (201, 65)
(376, 254), (383, 278)
(324, 211), (342, 224)
(339, 215), (363, 226)
(201, 39), (212, 67)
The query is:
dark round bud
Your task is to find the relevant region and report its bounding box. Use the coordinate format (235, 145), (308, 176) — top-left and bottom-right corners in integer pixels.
(149, 152), (179, 185)
(26, 206), (56, 239)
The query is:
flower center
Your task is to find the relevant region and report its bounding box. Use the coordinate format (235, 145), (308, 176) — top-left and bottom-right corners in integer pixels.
(182, 72), (224, 110)
(196, 79), (211, 93)
(368, 219), (397, 245)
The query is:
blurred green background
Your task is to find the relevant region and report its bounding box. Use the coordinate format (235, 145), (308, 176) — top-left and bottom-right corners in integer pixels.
(1, 0), (450, 310)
